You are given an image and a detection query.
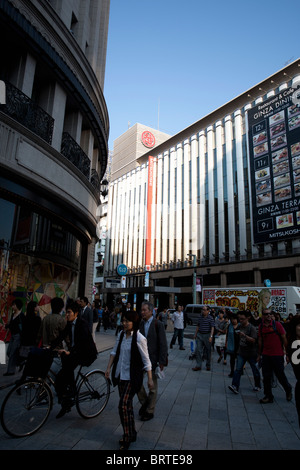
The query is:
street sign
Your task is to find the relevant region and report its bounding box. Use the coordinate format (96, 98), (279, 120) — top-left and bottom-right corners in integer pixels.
(117, 264), (128, 276)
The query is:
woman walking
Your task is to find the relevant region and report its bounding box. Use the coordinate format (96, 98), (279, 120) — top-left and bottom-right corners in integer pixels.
(105, 310), (153, 450)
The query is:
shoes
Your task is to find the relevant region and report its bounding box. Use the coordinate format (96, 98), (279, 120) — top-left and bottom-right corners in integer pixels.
(286, 389), (293, 401)
(119, 433), (137, 445)
(253, 386), (261, 392)
(192, 366), (201, 371)
(228, 385), (239, 394)
(3, 372), (14, 376)
(179, 347), (185, 350)
(217, 355), (223, 363)
(139, 403), (147, 416)
(259, 396), (273, 404)
(206, 366), (211, 371)
(141, 412), (154, 421)
(56, 406), (71, 419)
(170, 343), (173, 349)
(223, 360), (227, 365)
(119, 441), (131, 450)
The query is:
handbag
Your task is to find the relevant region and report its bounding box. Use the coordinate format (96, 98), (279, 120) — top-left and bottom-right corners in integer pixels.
(214, 334), (226, 348)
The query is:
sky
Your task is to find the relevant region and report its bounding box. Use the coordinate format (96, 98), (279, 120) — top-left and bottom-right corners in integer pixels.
(104, 0), (300, 151)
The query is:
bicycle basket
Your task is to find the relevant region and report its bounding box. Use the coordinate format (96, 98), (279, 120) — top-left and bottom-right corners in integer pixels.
(23, 347), (53, 379)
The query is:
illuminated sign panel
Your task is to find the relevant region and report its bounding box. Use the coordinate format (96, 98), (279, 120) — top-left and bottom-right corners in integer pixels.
(247, 86), (300, 243)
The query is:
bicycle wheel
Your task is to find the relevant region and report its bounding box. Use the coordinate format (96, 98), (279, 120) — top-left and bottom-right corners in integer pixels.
(0, 380), (53, 438)
(76, 370), (110, 419)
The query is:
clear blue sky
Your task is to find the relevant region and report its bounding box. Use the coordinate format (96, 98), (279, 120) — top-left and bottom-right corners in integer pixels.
(104, 0), (300, 150)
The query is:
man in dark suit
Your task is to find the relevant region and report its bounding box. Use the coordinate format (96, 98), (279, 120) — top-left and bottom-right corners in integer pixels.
(55, 301), (98, 418)
(80, 296), (93, 333)
(137, 301), (168, 421)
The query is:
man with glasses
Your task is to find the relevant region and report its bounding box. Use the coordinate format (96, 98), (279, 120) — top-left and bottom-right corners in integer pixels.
(257, 308), (292, 404)
(192, 306), (215, 371)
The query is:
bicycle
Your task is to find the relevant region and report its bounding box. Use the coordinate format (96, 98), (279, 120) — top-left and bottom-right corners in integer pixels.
(0, 360), (111, 438)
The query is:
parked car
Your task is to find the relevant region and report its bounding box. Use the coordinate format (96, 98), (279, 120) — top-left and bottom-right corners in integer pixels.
(185, 304), (239, 326)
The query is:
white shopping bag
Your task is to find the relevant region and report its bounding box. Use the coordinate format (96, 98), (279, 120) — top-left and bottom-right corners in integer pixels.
(0, 340), (6, 364)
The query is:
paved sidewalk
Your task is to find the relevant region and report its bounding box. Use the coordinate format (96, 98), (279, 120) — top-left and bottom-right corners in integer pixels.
(0, 328), (300, 451)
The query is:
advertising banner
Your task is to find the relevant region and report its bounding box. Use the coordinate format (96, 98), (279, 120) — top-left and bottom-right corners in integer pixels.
(203, 287), (287, 316)
(247, 85), (300, 243)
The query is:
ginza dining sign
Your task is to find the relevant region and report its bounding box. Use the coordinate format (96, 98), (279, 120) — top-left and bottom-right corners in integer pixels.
(247, 84), (300, 244)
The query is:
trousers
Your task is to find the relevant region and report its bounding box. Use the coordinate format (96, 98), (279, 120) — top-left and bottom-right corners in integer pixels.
(262, 355), (291, 399)
(195, 333), (212, 368)
(118, 380), (136, 442)
(137, 371), (158, 415)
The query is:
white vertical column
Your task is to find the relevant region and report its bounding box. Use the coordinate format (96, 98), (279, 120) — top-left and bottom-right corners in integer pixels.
(176, 144), (183, 261)
(155, 155), (163, 265)
(150, 158), (157, 266)
(207, 126), (215, 260)
(122, 173), (130, 266)
(132, 166), (140, 268)
(169, 147), (176, 262)
(114, 177), (123, 267)
(277, 83), (288, 256)
(162, 151), (169, 264)
(105, 181), (114, 273)
(215, 121), (225, 259)
(234, 109), (247, 256)
(224, 115), (235, 257)
(109, 180), (119, 271)
(138, 164), (146, 267)
(198, 131), (206, 260)
(117, 175), (126, 265)
(127, 170), (136, 268)
(183, 139), (190, 257)
(191, 135), (198, 257)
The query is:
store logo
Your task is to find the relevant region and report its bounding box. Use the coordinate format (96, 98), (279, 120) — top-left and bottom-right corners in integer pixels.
(0, 80), (6, 104)
(141, 131), (155, 148)
(291, 340), (300, 365)
(292, 77), (300, 106)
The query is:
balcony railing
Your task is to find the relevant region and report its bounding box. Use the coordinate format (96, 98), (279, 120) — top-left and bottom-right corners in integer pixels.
(90, 168), (101, 193)
(2, 82), (54, 144)
(61, 132), (90, 179)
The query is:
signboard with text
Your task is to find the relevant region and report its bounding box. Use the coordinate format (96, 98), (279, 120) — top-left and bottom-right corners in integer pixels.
(247, 85), (300, 243)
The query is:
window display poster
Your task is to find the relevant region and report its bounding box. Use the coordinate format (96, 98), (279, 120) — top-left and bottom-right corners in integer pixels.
(247, 85), (300, 244)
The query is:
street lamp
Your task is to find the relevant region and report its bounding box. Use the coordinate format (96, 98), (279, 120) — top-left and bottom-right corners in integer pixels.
(187, 253), (197, 304)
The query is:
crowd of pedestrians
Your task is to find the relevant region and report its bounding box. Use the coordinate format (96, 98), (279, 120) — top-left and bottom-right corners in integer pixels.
(188, 303), (299, 416)
(2, 294), (300, 450)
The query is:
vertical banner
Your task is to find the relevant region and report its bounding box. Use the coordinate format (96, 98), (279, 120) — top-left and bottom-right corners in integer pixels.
(145, 156), (154, 268)
(247, 85), (300, 243)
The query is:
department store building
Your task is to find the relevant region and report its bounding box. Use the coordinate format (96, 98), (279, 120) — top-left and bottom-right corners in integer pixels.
(0, 0), (110, 328)
(104, 59), (300, 310)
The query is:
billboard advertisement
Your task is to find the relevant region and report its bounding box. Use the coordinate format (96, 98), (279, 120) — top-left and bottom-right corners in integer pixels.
(203, 287), (287, 316)
(247, 84), (300, 243)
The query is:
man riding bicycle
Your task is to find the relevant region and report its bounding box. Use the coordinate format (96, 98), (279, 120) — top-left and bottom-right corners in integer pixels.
(53, 301), (98, 418)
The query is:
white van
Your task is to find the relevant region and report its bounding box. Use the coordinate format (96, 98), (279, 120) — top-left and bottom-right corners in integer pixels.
(185, 304), (238, 326)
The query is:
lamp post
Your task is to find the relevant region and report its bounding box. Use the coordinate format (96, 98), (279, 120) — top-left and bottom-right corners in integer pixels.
(187, 254), (197, 304)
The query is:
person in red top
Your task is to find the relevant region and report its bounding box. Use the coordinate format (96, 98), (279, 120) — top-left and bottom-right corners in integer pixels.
(257, 309), (292, 404)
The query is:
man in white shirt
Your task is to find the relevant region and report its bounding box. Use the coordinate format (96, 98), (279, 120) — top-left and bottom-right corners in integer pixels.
(170, 304), (185, 350)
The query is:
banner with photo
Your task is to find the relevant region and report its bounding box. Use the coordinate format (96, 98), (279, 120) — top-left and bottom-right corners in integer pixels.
(247, 86), (300, 244)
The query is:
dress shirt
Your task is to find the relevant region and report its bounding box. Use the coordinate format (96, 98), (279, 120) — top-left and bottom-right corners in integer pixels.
(111, 331), (152, 381)
(144, 315), (153, 338)
(172, 311), (184, 329)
